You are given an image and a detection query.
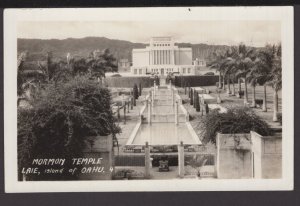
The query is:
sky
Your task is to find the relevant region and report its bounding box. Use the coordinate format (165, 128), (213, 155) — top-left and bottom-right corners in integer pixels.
(18, 21), (281, 47)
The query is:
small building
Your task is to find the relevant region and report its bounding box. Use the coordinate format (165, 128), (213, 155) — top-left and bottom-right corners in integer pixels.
(118, 59), (131, 73)
(193, 58), (206, 67)
(130, 37), (196, 76)
(193, 58), (218, 75)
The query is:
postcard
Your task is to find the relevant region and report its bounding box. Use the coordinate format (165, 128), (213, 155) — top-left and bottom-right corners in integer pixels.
(4, 7), (294, 192)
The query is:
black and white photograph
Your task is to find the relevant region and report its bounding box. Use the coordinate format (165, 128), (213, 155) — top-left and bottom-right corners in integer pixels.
(4, 7), (294, 192)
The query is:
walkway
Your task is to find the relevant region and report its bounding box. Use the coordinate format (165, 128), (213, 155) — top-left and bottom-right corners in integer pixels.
(127, 84), (201, 146)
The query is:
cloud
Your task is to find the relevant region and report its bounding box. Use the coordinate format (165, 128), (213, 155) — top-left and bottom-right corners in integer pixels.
(18, 21), (281, 47)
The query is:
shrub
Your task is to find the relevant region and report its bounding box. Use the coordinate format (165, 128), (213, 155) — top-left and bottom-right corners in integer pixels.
(190, 88), (194, 105)
(204, 72), (215, 75)
(205, 103), (209, 114)
(110, 73), (122, 77)
(238, 91), (245, 97)
(139, 83), (142, 96)
(193, 90), (197, 108)
(255, 99), (263, 106)
(198, 106), (272, 144)
(195, 92), (200, 112)
(114, 169), (135, 179)
(133, 84), (139, 100)
(277, 113), (282, 125)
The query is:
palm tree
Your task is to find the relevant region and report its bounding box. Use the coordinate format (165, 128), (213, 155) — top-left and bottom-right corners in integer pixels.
(248, 58), (260, 108)
(248, 44), (281, 120)
(209, 48), (238, 93)
(251, 45), (275, 111)
(208, 50), (226, 89)
(231, 44), (256, 104)
(17, 52), (28, 101)
(268, 44), (282, 121)
(187, 155), (208, 178)
(221, 47), (239, 95)
(86, 49), (118, 84)
(17, 52), (46, 107)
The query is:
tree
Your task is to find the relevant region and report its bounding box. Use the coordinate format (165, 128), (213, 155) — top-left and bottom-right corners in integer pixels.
(205, 103), (209, 114)
(231, 44), (256, 104)
(195, 92), (200, 112)
(17, 52), (46, 107)
(208, 50), (227, 89)
(268, 44), (282, 121)
(193, 90), (197, 108)
(247, 44), (281, 117)
(133, 84), (139, 100)
(248, 64), (259, 108)
(250, 46), (273, 111)
(187, 155), (208, 178)
(71, 58), (89, 76)
(209, 47), (238, 93)
(139, 83), (142, 96)
(190, 88), (194, 105)
(225, 46), (247, 96)
(86, 49), (118, 83)
(18, 75), (121, 180)
(50, 60), (73, 83)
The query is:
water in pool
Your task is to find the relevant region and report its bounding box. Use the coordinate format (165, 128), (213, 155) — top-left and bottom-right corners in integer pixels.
(132, 123), (197, 145)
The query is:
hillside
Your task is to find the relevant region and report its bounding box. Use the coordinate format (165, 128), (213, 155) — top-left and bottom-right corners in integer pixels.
(18, 37), (230, 62)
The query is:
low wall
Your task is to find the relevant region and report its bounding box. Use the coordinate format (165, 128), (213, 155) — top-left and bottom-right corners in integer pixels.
(199, 94), (217, 104)
(79, 135), (114, 180)
(126, 121), (142, 145)
(216, 132), (282, 179)
(251, 131), (282, 179)
(175, 94), (183, 105)
(174, 75), (219, 87)
(216, 133), (253, 179)
(180, 104), (190, 122)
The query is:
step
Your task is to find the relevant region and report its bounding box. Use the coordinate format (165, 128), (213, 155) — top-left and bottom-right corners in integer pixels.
(143, 114), (187, 123)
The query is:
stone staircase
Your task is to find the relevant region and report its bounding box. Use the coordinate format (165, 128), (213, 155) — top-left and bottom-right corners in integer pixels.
(143, 87), (188, 123)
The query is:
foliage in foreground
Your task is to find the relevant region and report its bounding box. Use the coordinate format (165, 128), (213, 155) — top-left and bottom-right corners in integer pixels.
(198, 107), (272, 144)
(18, 75), (121, 180)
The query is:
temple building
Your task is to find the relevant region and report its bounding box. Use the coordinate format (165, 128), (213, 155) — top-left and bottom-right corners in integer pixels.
(130, 37), (196, 76)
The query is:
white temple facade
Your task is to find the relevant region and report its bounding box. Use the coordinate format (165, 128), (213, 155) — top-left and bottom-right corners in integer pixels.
(130, 37), (196, 76)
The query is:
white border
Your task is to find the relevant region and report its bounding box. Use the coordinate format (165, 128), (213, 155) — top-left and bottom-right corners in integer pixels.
(4, 7), (294, 192)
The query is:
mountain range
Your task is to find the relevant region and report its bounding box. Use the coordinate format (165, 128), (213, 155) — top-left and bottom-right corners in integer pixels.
(18, 37), (230, 62)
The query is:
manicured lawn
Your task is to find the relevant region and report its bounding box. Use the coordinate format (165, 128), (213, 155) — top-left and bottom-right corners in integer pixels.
(202, 84), (281, 124)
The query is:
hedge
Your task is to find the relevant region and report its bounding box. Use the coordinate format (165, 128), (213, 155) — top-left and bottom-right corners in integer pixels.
(105, 76), (160, 88)
(174, 75), (219, 87)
